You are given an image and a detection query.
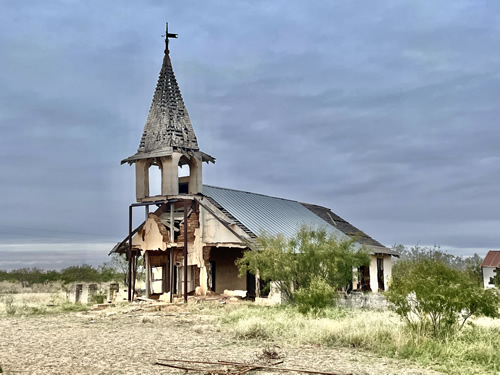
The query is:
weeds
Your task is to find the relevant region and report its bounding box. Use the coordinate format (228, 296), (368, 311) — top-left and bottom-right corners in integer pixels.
(60, 302), (89, 312)
(219, 304), (500, 374)
(0, 294), (89, 316)
(1, 296), (16, 315)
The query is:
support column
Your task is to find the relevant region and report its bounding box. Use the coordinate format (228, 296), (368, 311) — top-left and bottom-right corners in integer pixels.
(145, 251), (151, 298)
(169, 203), (174, 303)
(383, 256), (392, 291)
(135, 160), (150, 200)
(183, 199), (188, 303)
(369, 256), (378, 293)
(127, 205), (133, 301)
(161, 153), (182, 196)
(132, 252), (137, 300)
(188, 153), (203, 194)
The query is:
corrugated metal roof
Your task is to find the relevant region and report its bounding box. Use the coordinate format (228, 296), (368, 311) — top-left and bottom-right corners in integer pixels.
(481, 251), (500, 268)
(202, 185), (349, 240)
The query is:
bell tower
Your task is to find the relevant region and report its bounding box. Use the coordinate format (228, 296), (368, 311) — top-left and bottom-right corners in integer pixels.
(121, 23), (215, 201)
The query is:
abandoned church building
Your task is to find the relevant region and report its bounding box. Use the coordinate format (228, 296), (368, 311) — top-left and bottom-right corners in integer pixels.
(111, 24), (398, 302)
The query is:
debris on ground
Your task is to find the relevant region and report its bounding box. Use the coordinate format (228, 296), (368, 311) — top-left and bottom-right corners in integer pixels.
(155, 356), (352, 375)
(257, 345), (285, 361)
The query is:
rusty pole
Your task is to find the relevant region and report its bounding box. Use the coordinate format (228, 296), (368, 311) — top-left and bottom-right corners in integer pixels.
(183, 199), (188, 303)
(132, 251), (137, 299)
(127, 205), (133, 302)
(169, 203), (174, 303)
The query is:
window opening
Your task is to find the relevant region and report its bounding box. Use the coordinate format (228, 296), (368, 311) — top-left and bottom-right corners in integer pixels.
(75, 284), (83, 302)
(208, 261), (216, 292)
(151, 266), (164, 294)
(377, 258), (384, 291)
(148, 164), (162, 196)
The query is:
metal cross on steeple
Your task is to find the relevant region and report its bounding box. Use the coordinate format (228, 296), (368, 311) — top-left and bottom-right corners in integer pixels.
(164, 22), (178, 53)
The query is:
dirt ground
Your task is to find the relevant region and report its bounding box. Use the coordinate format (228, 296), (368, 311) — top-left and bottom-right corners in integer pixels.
(0, 303), (445, 375)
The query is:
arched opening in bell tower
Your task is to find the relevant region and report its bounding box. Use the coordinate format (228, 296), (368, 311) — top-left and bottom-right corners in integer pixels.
(178, 156), (191, 194)
(148, 161), (162, 197)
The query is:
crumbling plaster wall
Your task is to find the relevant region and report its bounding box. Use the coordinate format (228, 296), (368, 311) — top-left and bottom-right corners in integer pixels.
(131, 216), (168, 251)
(131, 202), (250, 296)
(194, 204), (249, 294)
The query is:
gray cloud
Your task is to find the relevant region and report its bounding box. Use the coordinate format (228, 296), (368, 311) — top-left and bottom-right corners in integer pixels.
(1, 0), (500, 267)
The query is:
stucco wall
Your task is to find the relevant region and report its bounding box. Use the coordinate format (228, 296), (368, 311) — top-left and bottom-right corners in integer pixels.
(209, 247), (246, 294)
(132, 217), (167, 251)
(483, 267), (496, 289)
(199, 205), (247, 244)
(338, 292), (390, 310)
(383, 255), (392, 291)
(369, 256), (378, 293)
(369, 255), (393, 292)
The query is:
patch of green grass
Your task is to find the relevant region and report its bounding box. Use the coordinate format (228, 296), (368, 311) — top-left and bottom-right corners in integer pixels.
(59, 302), (89, 312)
(219, 304), (500, 374)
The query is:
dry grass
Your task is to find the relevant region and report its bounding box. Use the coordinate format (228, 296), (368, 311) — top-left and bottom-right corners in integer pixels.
(0, 281), (64, 294)
(0, 302), (443, 375)
(0, 291), (83, 316)
(1, 287), (500, 374)
(219, 304), (500, 375)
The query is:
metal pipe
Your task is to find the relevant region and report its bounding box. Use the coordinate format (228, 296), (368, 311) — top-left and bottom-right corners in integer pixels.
(169, 249), (174, 303)
(183, 199), (188, 303)
(145, 251), (150, 298)
(132, 251), (137, 300)
(127, 205), (133, 302)
(169, 202), (174, 303)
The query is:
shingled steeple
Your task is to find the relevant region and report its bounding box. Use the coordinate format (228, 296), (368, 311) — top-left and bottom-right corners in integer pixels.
(122, 23), (214, 201)
(122, 24), (213, 164)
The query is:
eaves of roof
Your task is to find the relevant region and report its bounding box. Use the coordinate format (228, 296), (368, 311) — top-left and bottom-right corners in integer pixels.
(481, 250), (500, 268)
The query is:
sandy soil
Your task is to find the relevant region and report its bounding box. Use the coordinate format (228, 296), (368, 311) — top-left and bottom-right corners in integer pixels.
(0, 303), (445, 375)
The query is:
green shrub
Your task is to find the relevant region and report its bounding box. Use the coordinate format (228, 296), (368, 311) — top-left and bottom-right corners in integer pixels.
(293, 276), (336, 315)
(60, 302), (89, 312)
(387, 257), (500, 337)
(237, 226), (369, 304)
(91, 291), (106, 304)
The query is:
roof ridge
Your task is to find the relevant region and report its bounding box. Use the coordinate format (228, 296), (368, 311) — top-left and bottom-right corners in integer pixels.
(203, 184), (300, 203)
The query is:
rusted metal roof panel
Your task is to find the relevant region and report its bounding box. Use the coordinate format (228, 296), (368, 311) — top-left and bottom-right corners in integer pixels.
(481, 251), (500, 268)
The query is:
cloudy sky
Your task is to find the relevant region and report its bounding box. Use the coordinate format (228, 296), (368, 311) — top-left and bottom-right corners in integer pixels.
(1, 1), (500, 269)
